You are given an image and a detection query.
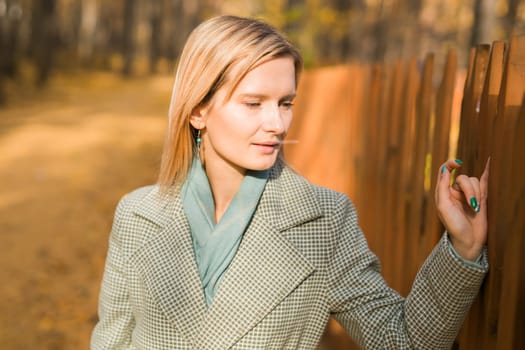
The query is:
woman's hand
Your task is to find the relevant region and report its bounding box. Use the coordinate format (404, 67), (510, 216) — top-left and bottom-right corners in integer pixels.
(435, 158), (490, 261)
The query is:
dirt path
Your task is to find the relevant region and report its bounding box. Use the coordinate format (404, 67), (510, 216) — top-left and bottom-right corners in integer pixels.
(0, 72), (170, 349)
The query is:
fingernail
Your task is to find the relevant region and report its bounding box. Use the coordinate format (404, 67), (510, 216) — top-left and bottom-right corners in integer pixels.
(475, 204), (481, 213)
(470, 197), (478, 210)
(441, 165), (447, 173)
(455, 159), (463, 164)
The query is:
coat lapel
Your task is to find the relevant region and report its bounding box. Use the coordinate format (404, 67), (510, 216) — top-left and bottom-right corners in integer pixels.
(130, 188), (207, 345)
(128, 161), (323, 349)
(194, 161), (323, 349)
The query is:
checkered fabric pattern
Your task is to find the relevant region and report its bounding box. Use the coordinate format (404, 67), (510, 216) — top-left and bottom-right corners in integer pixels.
(91, 159), (488, 349)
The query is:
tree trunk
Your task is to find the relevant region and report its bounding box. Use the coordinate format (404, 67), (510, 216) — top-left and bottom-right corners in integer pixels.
(284, 0), (303, 33)
(347, 0), (367, 61)
(373, 0), (389, 61)
(77, 0), (98, 65)
(149, 0), (163, 74)
(503, 0), (520, 38)
(31, 0), (57, 86)
(165, 0), (183, 63)
(166, 0), (201, 65)
(334, 0), (352, 61)
(402, 0), (423, 58)
(1, 0), (22, 78)
(470, 0), (497, 47)
(122, 0), (136, 76)
(96, 3), (120, 70)
(0, 15), (5, 105)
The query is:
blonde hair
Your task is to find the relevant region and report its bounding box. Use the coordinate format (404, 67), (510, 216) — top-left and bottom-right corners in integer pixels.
(158, 15), (303, 189)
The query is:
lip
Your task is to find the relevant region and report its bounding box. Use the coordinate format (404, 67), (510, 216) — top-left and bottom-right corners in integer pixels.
(254, 141), (279, 146)
(252, 141), (280, 154)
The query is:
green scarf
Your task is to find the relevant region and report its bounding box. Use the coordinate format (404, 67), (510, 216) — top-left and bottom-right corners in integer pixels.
(181, 158), (269, 306)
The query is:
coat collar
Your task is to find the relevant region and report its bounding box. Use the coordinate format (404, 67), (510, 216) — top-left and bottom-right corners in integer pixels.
(133, 159), (322, 231)
(130, 159), (323, 349)
(262, 158), (323, 230)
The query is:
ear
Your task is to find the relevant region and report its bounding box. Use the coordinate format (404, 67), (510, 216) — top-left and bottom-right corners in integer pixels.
(189, 106), (206, 130)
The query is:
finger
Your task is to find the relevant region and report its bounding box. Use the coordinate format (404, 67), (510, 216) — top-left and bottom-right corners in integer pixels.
(436, 159), (463, 203)
(470, 176), (481, 208)
(444, 159), (463, 173)
(451, 181), (462, 192)
(455, 175), (480, 213)
(436, 161), (451, 204)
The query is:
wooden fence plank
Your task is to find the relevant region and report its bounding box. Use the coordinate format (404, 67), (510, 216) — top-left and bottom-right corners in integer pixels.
(395, 58), (419, 296)
(382, 60), (406, 290)
(455, 44), (491, 350)
(346, 64), (369, 200)
(477, 42), (505, 172)
(360, 65), (383, 259)
(374, 63), (394, 270)
(457, 45), (490, 174)
(475, 40), (506, 350)
(497, 95), (525, 350)
(406, 53), (434, 282)
(422, 49), (456, 262)
(493, 35), (525, 349)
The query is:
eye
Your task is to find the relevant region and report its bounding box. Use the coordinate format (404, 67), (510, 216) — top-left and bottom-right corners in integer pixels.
(280, 101), (294, 110)
(244, 102), (261, 109)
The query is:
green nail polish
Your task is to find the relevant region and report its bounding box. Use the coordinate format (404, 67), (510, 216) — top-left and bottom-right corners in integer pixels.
(470, 197), (478, 209)
(475, 204), (480, 213)
(441, 165), (447, 173)
(455, 159), (463, 164)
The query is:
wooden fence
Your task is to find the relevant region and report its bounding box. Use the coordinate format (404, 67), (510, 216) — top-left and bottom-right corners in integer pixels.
(286, 36), (525, 349)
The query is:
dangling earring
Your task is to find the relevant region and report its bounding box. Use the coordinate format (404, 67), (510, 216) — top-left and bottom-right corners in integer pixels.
(196, 129), (202, 150)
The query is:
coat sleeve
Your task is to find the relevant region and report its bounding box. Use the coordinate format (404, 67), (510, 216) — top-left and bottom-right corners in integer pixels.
(327, 193), (488, 349)
(91, 195), (136, 350)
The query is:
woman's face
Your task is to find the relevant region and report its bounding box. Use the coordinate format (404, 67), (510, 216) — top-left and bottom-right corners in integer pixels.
(195, 56), (296, 174)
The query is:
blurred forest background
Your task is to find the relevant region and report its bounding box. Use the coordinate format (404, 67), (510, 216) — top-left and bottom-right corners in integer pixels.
(0, 0), (524, 103)
(1, 1), (525, 349)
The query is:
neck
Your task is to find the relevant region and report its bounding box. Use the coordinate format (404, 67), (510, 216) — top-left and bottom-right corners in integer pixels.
(204, 160), (246, 223)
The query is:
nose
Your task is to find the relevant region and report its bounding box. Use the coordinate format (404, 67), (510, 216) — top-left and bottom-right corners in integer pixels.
(262, 104), (285, 134)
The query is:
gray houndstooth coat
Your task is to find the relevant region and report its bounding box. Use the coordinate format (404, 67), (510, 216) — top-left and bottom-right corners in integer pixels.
(91, 159), (488, 349)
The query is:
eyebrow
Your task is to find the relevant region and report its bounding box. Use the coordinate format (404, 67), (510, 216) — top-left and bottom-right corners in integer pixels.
(237, 93), (297, 101)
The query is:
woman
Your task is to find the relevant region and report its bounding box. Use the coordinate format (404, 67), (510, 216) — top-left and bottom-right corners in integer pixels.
(91, 15), (489, 349)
